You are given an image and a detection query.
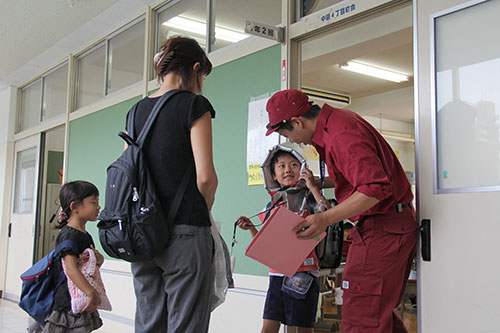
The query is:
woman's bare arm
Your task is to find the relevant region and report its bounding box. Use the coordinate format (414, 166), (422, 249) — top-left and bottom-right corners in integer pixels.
(191, 112), (218, 210)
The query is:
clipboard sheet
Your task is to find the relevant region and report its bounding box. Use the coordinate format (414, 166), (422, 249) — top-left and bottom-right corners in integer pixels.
(245, 206), (325, 277)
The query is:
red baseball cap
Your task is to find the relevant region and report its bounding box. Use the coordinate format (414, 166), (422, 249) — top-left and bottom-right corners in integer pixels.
(265, 89), (312, 136)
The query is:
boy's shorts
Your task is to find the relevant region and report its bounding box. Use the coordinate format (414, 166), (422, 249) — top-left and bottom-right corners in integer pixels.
(263, 274), (319, 328)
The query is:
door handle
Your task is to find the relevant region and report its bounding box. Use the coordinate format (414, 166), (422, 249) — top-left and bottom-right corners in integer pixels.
(420, 219), (431, 261)
(8, 223), (12, 238)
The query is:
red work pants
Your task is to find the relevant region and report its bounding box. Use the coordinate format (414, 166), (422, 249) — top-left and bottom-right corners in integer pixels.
(341, 208), (419, 332)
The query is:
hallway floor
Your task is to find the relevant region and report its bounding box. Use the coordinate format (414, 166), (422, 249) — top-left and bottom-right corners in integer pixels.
(0, 298), (133, 333)
(1, 297), (417, 332)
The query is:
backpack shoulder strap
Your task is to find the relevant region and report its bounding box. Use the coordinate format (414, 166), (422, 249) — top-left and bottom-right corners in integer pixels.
(54, 239), (78, 255)
(127, 103), (138, 139)
(136, 90), (183, 147)
(305, 192), (317, 215)
(165, 163), (193, 226)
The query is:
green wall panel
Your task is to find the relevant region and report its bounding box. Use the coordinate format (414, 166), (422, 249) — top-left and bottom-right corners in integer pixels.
(66, 44), (281, 277)
(204, 45), (281, 276)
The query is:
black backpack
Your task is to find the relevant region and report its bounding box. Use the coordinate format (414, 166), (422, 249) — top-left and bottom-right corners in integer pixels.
(305, 195), (344, 269)
(312, 158), (344, 269)
(316, 220), (344, 269)
(97, 90), (192, 262)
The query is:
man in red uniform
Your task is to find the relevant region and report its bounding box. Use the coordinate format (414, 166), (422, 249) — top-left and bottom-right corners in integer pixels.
(265, 89), (419, 332)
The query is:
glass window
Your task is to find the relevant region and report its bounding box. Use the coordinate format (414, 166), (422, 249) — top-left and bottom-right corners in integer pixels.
(42, 64), (68, 121)
(213, 0), (279, 51)
(299, 0), (345, 18)
(14, 147), (37, 213)
(156, 0), (207, 54)
(75, 44), (105, 110)
(434, 0), (500, 190)
(18, 80), (42, 132)
(107, 19), (145, 95)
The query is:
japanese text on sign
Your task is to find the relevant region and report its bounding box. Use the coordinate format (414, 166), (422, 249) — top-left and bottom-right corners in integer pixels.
(245, 20), (284, 43)
(321, 4), (356, 22)
(248, 163), (263, 186)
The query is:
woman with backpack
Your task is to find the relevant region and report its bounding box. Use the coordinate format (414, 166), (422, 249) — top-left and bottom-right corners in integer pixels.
(126, 36), (218, 332)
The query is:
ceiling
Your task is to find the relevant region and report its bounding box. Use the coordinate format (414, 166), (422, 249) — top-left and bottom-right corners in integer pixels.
(0, 1), (414, 124)
(301, 5), (414, 123)
(0, 0), (158, 92)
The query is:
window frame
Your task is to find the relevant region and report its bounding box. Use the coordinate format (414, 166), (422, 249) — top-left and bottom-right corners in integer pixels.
(40, 61), (69, 123)
(74, 16), (146, 111)
(105, 15), (146, 96)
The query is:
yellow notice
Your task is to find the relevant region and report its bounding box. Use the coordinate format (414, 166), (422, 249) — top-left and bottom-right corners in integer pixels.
(248, 163), (263, 186)
(300, 144), (319, 161)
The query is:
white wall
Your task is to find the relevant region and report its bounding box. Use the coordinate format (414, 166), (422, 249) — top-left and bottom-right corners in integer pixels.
(0, 87), (16, 295)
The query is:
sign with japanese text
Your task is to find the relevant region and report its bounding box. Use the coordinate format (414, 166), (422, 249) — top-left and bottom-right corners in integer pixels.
(290, 0), (393, 39)
(245, 21), (284, 43)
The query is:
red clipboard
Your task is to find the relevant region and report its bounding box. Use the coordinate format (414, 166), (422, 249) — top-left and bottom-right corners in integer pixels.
(245, 205), (325, 277)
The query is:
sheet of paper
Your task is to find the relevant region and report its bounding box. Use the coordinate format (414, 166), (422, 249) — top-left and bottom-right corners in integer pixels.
(245, 206), (325, 277)
(247, 97), (279, 185)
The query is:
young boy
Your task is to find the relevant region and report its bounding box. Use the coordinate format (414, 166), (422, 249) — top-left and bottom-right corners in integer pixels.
(237, 143), (330, 333)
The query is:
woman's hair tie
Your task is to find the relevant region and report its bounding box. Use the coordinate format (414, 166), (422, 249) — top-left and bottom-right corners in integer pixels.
(154, 51), (165, 67)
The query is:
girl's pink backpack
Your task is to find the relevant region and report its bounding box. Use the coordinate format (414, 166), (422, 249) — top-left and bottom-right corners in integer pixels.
(62, 248), (112, 313)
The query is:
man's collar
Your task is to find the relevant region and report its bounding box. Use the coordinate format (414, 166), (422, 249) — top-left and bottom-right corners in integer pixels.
(312, 104), (333, 148)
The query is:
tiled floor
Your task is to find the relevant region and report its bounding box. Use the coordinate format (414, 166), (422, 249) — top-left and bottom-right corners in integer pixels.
(0, 298), (133, 333)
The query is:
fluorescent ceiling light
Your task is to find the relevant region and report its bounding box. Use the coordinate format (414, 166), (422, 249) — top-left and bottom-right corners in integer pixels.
(163, 17), (248, 43)
(340, 61), (409, 83)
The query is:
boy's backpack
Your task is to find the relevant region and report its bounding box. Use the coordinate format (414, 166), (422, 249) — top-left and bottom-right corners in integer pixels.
(312, 158), (345, 269)
(316, 220), (344, 269)
(305, 196), (344, 269)
(97, 90), (193, 262)
(19, 239), (78, 324)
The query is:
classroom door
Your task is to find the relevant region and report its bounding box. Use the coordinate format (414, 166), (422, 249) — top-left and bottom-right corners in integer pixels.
(4, 134), (41, 301)
(416, 0), (500, 331)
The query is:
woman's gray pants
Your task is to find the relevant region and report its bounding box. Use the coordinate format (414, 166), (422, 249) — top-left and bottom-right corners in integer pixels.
(131, 224), (214, 333)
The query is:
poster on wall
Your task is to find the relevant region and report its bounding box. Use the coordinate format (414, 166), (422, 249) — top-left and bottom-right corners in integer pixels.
(247, 97), (279, 185)
(300, 143), (323, 177)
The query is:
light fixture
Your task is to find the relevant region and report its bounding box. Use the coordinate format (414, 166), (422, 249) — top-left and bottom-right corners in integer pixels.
(379, 129), (415, 143)
(301, 86), (350, 106)
(339, 61), (409, 83)
(163, 17), (248, 43)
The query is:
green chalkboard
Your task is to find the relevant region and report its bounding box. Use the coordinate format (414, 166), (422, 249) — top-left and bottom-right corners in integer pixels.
(66, 44), (281, 277)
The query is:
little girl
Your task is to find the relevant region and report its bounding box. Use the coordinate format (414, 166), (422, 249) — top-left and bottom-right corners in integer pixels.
(43, 180), (104, 332)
